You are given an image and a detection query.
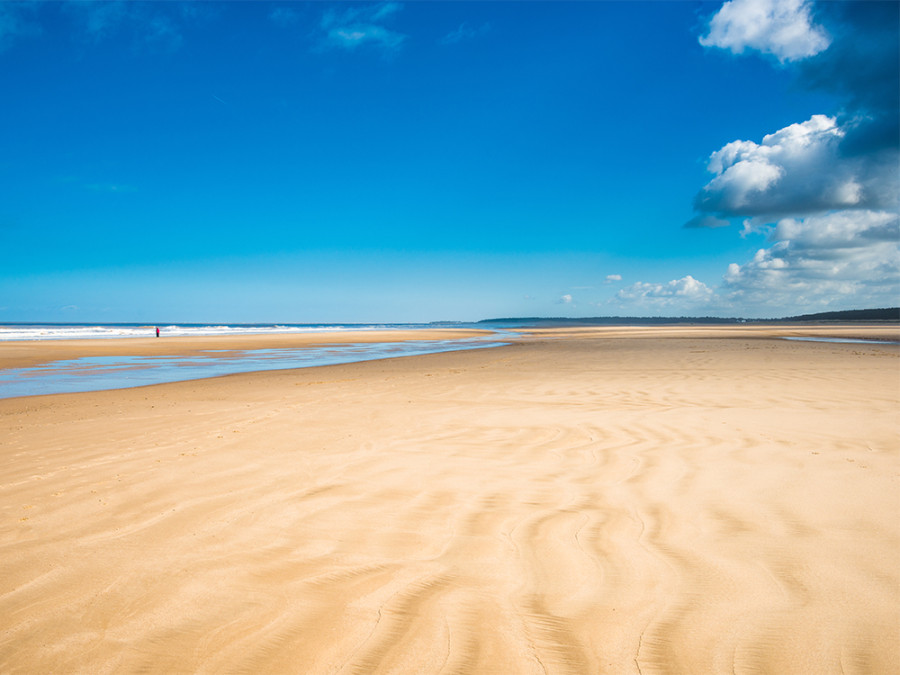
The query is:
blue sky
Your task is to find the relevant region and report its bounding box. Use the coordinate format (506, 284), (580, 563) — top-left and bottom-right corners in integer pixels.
(1, 0), (896, 322)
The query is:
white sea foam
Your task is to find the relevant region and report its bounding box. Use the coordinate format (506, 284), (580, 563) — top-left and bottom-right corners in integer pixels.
(0, 324), (399, 341)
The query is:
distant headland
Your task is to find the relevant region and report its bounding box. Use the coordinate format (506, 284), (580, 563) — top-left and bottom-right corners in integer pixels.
(478, 307), (900, 326)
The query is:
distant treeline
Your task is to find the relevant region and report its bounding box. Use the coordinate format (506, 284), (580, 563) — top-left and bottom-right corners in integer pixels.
(777, 308), (900, 322)
(479, 307), (900, 326)
(479, 316), (742, 326)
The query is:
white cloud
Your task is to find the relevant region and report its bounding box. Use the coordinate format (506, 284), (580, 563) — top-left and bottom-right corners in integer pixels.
(319, 3), (406, 53)
(693, 115), (897, 219)
(691, 2), (898, 314)
(558, 294), (573, 304)
(605, 274), (622, 283)
(616, 276), (716, 309)
(699, 0), (830, 63)
(773, 210), (898, 249)
(723, 210), (900, 311)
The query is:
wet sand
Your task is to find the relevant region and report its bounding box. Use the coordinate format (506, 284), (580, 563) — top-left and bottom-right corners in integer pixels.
(0, 329), (488, 370)
(1, 326), (898, 673)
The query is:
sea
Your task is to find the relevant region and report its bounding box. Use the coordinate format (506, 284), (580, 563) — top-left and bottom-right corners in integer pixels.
(0, 323), (512, 399)
(0, 322), (480, 341)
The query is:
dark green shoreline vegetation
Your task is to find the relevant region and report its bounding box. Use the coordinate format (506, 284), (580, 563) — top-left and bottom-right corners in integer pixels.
(778, 308), (900, 322)
(478, 308), (900, 327)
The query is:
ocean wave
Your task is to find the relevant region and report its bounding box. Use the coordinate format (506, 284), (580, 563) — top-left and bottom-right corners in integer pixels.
(0, 324), (411, 341)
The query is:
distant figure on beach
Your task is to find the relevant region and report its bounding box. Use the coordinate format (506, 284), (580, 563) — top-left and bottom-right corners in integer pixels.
(155, 327), (160, 338)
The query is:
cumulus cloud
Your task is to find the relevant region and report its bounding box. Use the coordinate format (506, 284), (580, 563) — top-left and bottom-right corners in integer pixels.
(692, 2), (898, 228)
(706, 207), (900, 315)
(699, 0), (830, 63)
(318, 3), (406, 53)
(688, 2), (899, 314)
(605, 274), (622, 283)
(557, 294), (573, 305)
(692, 114), (897, 220)
(616, 276), (716, 309)
(722, 210), (899, 310)
(773, 210), (898, 250)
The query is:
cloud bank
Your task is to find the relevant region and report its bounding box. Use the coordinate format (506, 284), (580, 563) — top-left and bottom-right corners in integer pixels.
(722, 210), (899, 309)
(664, 0), (899, 315)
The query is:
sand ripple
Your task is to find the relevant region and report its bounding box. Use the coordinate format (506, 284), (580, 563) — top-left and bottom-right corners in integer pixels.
(1, 329), (897, 673)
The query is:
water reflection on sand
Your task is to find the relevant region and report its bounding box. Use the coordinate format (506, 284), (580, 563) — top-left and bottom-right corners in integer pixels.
(0, 337), (508, 399)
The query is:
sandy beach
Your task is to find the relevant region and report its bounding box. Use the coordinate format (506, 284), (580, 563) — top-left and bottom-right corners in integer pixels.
(1, 326), (898, 674)
(0, 329), (489, 370)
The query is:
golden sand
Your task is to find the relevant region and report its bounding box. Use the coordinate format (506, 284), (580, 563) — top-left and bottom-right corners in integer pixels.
(1, 327), (897, 673)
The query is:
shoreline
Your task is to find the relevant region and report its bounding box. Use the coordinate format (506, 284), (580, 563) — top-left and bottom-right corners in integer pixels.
(0, 328), (493, 371)
(2, 322), (896, 369)
(2, 325), (897, 400)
